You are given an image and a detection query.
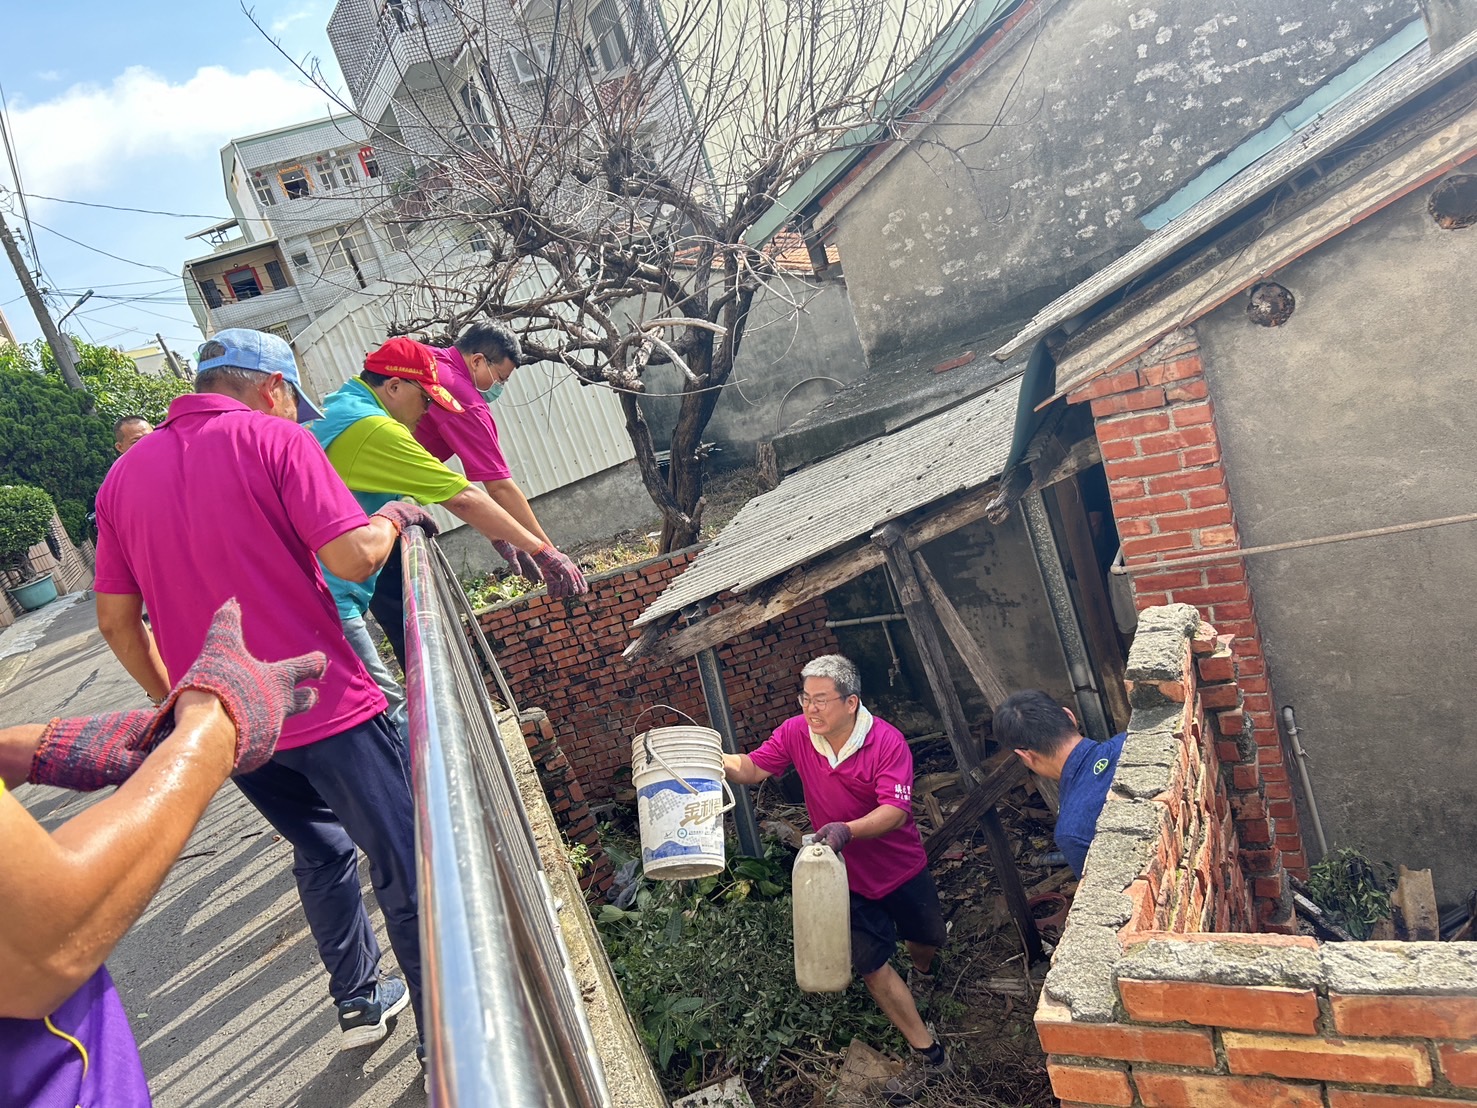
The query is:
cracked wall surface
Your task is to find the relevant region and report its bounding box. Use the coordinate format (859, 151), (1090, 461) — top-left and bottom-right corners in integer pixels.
(827, 0), (1418, 359)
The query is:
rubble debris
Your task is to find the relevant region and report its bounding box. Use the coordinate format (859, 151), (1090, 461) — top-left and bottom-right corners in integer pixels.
(1392, 865), (1440, 941)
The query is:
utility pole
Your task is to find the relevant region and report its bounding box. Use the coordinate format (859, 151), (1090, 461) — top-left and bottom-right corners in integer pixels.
(0, 210), (86, 392)
(155, 333), (188, 380)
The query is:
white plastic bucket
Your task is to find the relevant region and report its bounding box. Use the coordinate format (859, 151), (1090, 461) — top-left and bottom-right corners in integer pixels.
(632, 713), (735, 881)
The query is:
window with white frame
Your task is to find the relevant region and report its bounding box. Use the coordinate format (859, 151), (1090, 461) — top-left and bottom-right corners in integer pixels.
(308, 222), (374, 273)
(252, 176), (277, 207)
(379, 219), (411, 253)
(319, 155), (358, 190)
(588, 0), (631, 74)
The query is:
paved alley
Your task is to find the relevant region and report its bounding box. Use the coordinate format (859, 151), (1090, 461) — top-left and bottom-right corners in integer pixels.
(3, 595), (422, 1107)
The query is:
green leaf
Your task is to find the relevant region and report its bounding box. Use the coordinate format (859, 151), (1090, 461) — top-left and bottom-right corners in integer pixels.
(597, 905), (629, 923)
(668, 996), (704, 1015)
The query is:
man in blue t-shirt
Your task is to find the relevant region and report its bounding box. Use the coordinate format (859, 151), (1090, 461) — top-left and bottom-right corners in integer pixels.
(993, 690), (1126, 877)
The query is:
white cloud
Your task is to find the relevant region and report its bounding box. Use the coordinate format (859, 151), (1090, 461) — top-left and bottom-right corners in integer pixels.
(35, 70), (62, 82)
(270, 6), (316, 34)
(6, 65), (343, 198)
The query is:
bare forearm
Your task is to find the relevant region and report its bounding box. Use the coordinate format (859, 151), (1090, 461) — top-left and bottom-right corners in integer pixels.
(0, 724), (45, 790)
(0, 695), (235, 1017)
(722, 753), (770, 786)
(318, 517), (399, 582)
(842, 805), (909, 841)
(100, 621), (169, 701)
(443, 486), (543, 551)
(484, 479), (550, 545)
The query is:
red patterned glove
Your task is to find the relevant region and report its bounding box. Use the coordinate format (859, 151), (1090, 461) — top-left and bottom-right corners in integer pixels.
(532, 544), (588, 597)
(815, 822), (853, 854)
(155, 599), (327, 775)
(374, 501), (439, 538)
(28, 709), (163, 792)
(491, 539), (544, 582)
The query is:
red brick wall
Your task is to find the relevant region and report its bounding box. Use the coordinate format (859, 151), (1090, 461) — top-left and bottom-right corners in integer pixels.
(1039, 606), (1477, 1108)
(520, 708), (614, 900)
(1067, 330), (1305, 877)
(475, 549), (840, 801)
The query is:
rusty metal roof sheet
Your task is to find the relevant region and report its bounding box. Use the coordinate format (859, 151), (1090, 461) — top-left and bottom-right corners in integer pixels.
(636, 372), (1024, 626)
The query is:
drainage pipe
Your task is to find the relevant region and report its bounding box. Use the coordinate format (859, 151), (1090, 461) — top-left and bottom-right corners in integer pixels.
(1281, 705), (1329, 858)
(824, 613), (906, 628)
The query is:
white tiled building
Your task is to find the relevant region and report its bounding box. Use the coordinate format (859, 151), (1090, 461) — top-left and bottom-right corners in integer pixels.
(182, 115), (416, 343)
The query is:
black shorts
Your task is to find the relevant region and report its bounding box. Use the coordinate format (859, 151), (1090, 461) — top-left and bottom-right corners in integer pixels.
(850, 867), (947, 976)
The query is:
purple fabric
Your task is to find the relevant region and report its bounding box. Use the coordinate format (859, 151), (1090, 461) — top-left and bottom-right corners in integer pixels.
(0, 966), (152, 1107)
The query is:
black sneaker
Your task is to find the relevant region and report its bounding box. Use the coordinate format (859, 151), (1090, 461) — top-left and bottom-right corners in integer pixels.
(337, 975), (410, 1050)
(883, 1042), (955, 1105)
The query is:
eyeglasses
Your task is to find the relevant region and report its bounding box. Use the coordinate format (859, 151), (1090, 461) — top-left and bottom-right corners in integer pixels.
(798, 694), (845, 709)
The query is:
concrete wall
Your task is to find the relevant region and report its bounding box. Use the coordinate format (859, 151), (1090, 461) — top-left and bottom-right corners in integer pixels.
(636, 276), (869, 459)
(1197, 184), (1477, 899)
(828, 0), (1418, 360)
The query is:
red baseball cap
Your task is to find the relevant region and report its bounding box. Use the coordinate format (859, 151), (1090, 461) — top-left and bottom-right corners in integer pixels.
(364, 337), (464, 414)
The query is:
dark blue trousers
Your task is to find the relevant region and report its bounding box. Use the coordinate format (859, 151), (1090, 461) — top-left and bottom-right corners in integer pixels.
(233, 712), (422, 1028)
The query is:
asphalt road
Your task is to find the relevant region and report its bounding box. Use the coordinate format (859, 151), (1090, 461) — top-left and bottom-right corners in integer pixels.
(3, 595), (423, 1107)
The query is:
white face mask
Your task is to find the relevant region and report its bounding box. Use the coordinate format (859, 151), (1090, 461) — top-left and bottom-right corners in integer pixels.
(480, 381), (505, 404)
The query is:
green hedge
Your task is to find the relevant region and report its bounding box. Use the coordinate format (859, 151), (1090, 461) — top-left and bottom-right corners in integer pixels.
(0, 484), (56, 576)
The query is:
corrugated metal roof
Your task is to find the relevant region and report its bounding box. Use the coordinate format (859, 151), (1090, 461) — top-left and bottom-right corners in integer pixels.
(637, 372), (1023, 625)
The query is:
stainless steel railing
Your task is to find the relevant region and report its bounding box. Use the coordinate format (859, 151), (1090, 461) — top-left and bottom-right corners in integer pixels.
(401, 527), (611, 1107)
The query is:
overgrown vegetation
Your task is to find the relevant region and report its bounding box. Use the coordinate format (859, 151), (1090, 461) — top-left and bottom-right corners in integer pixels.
(0, 339), (188, 541)
(1306, 847), (1393, 940)
(597, 837), (898, 1095)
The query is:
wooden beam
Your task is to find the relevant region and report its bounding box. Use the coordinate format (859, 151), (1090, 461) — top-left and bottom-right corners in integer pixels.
(924, 757), (1027, 862)
(625, 478), (1005, 665)
(913, 550), (1010, 707)
(875, 521), (983, 780)
(876, 520), (1043, 965)
(1051, 474), (1132, 733)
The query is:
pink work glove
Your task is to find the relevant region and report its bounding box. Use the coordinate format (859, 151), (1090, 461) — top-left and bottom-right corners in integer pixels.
(815, 822), (853, 854)
(153, 599), (327, 775)
(29, 710), (162, 792)
(29, 600), (326, 788)
(491, 539), (544, 582)
(374, 501), (440, 537)
(532, 543), (589, 598)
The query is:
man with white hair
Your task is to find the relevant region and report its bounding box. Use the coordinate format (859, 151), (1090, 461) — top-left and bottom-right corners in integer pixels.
(723, 654), (951, 1104)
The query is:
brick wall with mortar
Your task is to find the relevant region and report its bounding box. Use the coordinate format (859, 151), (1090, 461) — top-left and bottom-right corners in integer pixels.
(519, 708), (615, 900)
(1038, 604), (1477, 1107)
(475, 548), (841, 803)
(1067, 328), (1306, 877)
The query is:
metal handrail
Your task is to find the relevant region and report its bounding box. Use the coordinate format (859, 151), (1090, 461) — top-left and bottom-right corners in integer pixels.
(402, 527), (611, 1106)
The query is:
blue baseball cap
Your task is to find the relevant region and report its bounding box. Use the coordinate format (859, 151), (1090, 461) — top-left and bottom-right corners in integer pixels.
(196, 328), (325, 423)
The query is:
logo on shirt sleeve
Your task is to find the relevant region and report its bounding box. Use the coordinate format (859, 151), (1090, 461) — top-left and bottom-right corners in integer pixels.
(1093, 757), (1111, 776)
(894, 783), (912, 803)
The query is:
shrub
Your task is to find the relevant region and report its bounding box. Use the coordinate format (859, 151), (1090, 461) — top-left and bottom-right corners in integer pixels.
(597, 839), (898, 1093)
(0, 485), (57, 583)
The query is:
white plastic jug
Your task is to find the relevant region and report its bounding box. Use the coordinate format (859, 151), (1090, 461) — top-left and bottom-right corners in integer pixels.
(631, 706), (736, 881)
(792, 843), (851, 992)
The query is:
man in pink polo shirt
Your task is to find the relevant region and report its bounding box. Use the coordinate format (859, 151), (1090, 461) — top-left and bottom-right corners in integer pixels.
(92, 328), (435, 1057)
(415, 322), (584, 579)
(723, 654), (952, 1105)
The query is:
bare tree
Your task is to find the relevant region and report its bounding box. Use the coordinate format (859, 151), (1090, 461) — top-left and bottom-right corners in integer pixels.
(298, 0), (971, 549)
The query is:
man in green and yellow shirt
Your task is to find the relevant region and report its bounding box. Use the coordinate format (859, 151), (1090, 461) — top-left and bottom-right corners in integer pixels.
(311, 338), (586, 715)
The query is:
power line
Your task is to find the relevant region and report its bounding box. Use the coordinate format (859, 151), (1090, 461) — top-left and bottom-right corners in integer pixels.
(22, 215), (178, 276)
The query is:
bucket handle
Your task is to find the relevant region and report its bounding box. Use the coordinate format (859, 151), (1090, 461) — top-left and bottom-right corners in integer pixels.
(632, 703), (736, 815)
(632, 703), (704, 770)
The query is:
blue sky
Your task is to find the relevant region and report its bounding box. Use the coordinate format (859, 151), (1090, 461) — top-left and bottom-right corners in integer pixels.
(0, 1), (348, 356)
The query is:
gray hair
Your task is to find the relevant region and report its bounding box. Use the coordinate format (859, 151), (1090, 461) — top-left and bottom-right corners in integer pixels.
(196, 365), (271, 394)
(801, 654), (861, 699)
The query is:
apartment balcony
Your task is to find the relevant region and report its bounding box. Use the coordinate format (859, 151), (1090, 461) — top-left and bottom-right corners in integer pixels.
(334, 0), (472, 128)
(209, 285), (306, 332)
